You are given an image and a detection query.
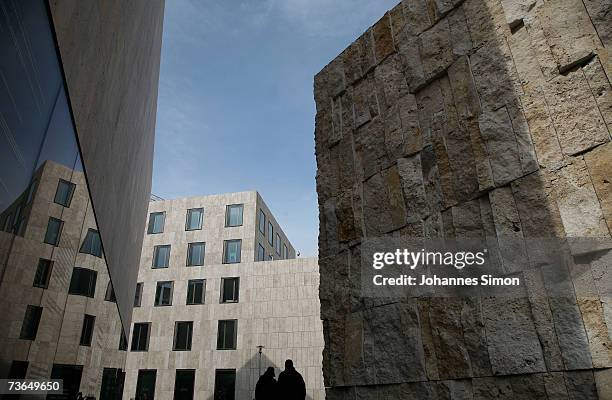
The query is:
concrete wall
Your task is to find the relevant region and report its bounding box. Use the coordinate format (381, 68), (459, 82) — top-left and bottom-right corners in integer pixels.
(314, 0), (612, 398)
(48, 0), (165, 331)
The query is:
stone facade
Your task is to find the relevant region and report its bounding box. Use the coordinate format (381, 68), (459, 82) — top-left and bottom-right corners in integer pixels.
(314, 0), (612, 398)
(123, 192), (325, 400)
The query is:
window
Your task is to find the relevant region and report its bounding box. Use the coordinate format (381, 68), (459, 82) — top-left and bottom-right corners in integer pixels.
(79, 314), (95, 346)
(134, 282), (143, 307)
(79, 229), (102, 257)
(105, 282), (116, 302)
(267, 222), (274, 246)
(276, 233), (281, 255)
(257, 244), (265, 262)
(119, 331), (128, 351)
(259, 210), (266, 235)
(186, 242), (205, 266)
(44, 217), (63, 245)
(20, 305), (42, 340)
(147, 212), (165, 234)
(173, 322), (193, 351)
(174, 370), (195, 400)
(155, 281), (173, 306)
(214, 370), (236, 400)
(222, 240), (241, 264)
(54, 179), (75, 207)
(131, 323), (151, 351)
(225, 204), (243, 227)
(8, 360), (29, 379)
(187, 279), (205, 305)
(185, 208), (203, 230)
(216, 320), (237, 350)
(283, 244), (288, 259)
(221, 278), (239, 303)
(26, 180), (38, 204)
(68, 267), (97, 298)
(33, 259), (53, 288)
(152, 245), (171, 268)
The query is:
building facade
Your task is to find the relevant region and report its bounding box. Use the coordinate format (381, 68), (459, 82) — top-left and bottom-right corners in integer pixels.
(123, 192), (325, 400)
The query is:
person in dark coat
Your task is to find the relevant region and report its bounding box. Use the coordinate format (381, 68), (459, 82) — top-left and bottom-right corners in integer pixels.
(277, 359), (306, 400)
(255, 367), (278, 400)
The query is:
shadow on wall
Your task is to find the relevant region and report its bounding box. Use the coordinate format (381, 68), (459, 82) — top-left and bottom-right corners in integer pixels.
(314, 0), (611, 398)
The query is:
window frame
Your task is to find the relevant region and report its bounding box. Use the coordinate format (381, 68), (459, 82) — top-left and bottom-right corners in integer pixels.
(79, 228), (103, 258)
(267, 222), (274, 246)
(283, 244), (288, 259)
(225, 204), (244, 227)
(186, 279), (205, 305)
(152, 244), (171, 268)
(33, 258), (53, 288)
(53, 179), (75, 207)
(147, 211), (165, 234)
(220, 277), (240, 303)
(185, 208), (204, 231)
(131, 322), (151, 352)
(154, 281), (173, 306)
(104, 281), (116, 302)
(20, 305), (43, 340)
(173, 321), (193, 351)
(44, 217), (64, 246)
(68, 267), (97, 298)
(79, 314), (96, 346)
(275, 233), (281, 255)
(257, 243), (265, 262)
(216, 319), (237, 350)
(222, 239), (241, 264)
(186, 242), (205, 266)
(258, 210), (266, 235)
(134, 282), (143, 307)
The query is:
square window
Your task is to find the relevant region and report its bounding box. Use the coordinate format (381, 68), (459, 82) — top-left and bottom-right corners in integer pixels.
(44, 217), (63, 246)
(185, 208), (203, 230)
(257, 244), (265, 262)
(33, 259), (53, 288)
(131, 323), (150, 351)
(259, 210), (266, 235)
(186, 242), (205, 266)
(105, 282), (116, 302)
(147, 212), (165, 234)
(155, 281), (173, 306)
(79, 314), (95, 346)
(225, 204), (243, 227)
(134, 282), (143, 307)
(221, 278), (239, 303)
(222, 240), (241, 264)
(173, 321), (193, 351)
(216, 320), (237, 350)
(20, 305), (42, 340)
(79, 229), (103, 257)
(152, 245), (171, 268)
(68, 267), (97, 298)
(53, 179), (75, 207)
(186, 279), (205, 305)
(267, 222), (274, 246)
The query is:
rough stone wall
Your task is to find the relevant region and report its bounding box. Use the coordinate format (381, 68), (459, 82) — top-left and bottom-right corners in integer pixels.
(314, 0), (612, 398)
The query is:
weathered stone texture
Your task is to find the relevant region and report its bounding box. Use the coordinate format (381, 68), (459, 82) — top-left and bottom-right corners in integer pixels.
(315, 0), (612, 398)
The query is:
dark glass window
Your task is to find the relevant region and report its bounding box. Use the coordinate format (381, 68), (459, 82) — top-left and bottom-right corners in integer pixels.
(8, 360), (29, 379)
(20, 305), (42, 340)
(79, 229), (102, 257)
(186, 242), (205, 266)
(223, 240), (241, 264)
(44, 217), (63, 245)
(276, 233), (281, 255)
(79, 314), (95, 346)
(68, 267), (97, 298)
(147, 212), (165, 234)
(105, 281), (116, 302)
(53, 179), (75, 207)
(134, 282), (143, 307)
(257, 244), (265, 262)
(119, 331), (128, 351)
(221, 278), (239, 303)
(173, 321), (193, 351)
(216, 320), (237, 350)
(131, 323), (150, 351)
(152, 245), (171, 268)
(267, 222), (274, 246)
(155, 281), (173, 306)
(33, 258), (53, 288)
(259, 210), (266, 235)
(225, 204), (243, 227)
(283, 244), (288, 259)
(185, 208), (203, 231)
(187, 279), (205, 305)
(214, 370), (236, 400)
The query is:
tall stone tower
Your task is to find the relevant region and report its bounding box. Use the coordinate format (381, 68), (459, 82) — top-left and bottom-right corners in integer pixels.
(314, 0), (611, 398)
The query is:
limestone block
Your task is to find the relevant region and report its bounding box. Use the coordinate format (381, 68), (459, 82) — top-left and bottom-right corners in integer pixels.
(353, 118), (388, 180)
(421, 145), (445, 215)
(565, 370), (599, 400)
(460, 297), (492, 376)
(321, 56), (346, 98)
(358, 29), (377, 74)
(362, 164), (407, 236)
(465, 118), (495, 191)
(509, 374), (548, 400)
(389, 3), (406, 41)
(583, 56), (612, 134)
(576, 297), (612, 368)
(398, 94), (423, 155)
(372, 13), (394, 62)
(447, 56), (480, 118)
(506, 99), (539, 174)
(448, 6), (473, 57)
(419, 19), (453, 82)
(352, 77), (380, 129)
(374, 54), (410, 111)
(342, 41), (364, 85)
(395, 30), (427, 92)
(397, 154), (429, 223)
(472, 377), (514, 400)
(417, 298), (440, 380)
(416, 79), (444, 149)
(464, 0), (512, 50)
(543, 372), (570, 400)
(500, 0), (539, 28)
(507, 25), (547, 92)
(594, 368), (612, 400)
(523, 14), (559, 80)
(584, 142), (612, 233)
(336, 190), (357, 243)
(401, 0), (433, 35)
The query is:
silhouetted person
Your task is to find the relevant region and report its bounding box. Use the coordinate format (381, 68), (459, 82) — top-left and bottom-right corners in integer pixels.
(255, 367), (278, 400)
(278, 359), (306, 400)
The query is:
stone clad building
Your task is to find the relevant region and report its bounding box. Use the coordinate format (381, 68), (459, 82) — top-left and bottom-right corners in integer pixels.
(123, 192), (325, 400)
(314, 0), (611, 398)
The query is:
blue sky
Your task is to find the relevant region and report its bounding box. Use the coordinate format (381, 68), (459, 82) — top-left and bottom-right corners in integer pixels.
(152, 0), (397, 257)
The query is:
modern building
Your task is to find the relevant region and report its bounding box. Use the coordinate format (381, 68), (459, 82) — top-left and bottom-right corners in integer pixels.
(0, 0), (163, 397)
(123, 192), (325, 400)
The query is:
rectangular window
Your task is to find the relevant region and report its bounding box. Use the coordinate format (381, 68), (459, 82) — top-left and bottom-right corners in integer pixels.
(53, 179), (75, 207)
(79, 229), (103, 257)
(119, 331), (128, 351)
(147, 212), (165, 234)
(214, 370), (236, 400)
(68, 267), (97, 298)
(276, 233), (281, 255)
(283, 244), (288, 259)
(131, 323), (151, 351)
(257, 244), (265, 262)
(152, 245), (171, 268)
(186, 242), (205, 266)
(173, 321), (193, 351)
(187, 279), (205, 305)
(223, 240), (241, 264)
(134, 282), (143, 307)
(174, 370), (195, 400)
(221, 278), (239, 303)
(79, 314), (95, 346)
(216, 320), (237, 350)
(155, 281), (173, 306)
(33, 259), (53, 288)
(8, 360), (29, 379)
(267, 222), (273, 246)
(225, 204), (243, 227)
(44, 217), (63, 245)
(20, 305), (42, 340)
(259, 210), (266, 235)
(105, 282), (116, 302)
(185, 208), (203, 230)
